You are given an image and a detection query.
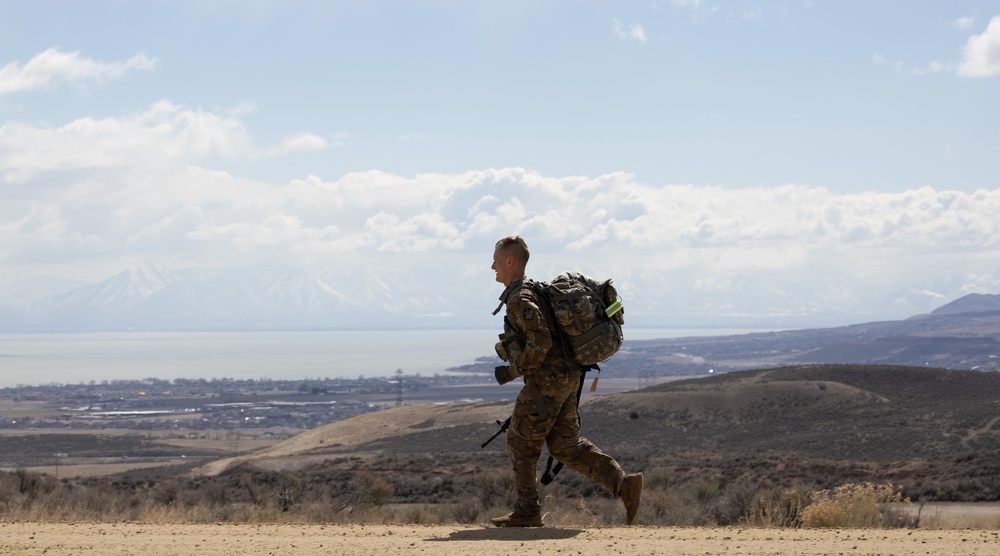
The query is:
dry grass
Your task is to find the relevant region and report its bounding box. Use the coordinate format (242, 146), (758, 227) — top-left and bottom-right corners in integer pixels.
(2, 468), (993, 530)
(7, 365), (1000, 530)
(800, 482), (913, 528)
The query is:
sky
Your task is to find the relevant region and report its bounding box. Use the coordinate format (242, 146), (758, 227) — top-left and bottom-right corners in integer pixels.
(1, 1), (999, 325)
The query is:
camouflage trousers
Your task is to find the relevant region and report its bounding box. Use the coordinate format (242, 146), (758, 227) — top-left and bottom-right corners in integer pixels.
(506, 367), (626, 514)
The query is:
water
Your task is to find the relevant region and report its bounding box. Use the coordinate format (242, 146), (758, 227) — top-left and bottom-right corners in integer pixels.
(0, 328), (770, 387)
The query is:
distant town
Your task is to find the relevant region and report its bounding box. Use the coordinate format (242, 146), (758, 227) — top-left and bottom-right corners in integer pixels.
(0, 369), (506, 432)
(7, 297), (1000, 436)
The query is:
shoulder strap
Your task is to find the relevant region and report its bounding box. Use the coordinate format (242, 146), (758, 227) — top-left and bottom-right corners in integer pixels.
(492, 278), (543, 316)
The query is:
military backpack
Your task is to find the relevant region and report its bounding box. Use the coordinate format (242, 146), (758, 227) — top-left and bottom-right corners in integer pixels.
(525, 271), (625, 367)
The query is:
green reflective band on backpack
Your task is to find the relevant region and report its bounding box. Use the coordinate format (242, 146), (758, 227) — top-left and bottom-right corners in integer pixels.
(604, 299), (623, 318)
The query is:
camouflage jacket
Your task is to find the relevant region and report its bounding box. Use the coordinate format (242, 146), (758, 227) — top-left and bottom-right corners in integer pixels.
(496, 278), (576, 379)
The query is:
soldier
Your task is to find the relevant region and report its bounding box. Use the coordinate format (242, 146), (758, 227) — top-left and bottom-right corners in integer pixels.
(490, 235), (642, 527)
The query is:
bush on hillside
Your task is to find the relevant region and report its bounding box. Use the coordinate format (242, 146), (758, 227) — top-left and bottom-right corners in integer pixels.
(801, 482), (913, 528)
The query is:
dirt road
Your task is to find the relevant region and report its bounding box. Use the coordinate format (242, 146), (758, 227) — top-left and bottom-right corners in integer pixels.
(2, 522), (999, 555)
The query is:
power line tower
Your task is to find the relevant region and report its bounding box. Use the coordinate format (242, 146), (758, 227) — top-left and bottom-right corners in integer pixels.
(395, 368), (403, 407)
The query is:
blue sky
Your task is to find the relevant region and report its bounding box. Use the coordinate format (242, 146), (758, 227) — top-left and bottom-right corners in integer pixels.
(4, 1), (997, 190)
(1, 1), (999, 325)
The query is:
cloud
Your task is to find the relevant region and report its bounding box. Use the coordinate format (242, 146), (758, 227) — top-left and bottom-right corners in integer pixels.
(2, 91), (999, 318)
(0, 100), (345, 183)
(398, 132), (428, 142)
(0, 100), (253, 182)
(663, 0), (719, 20)
(954, 16), (977, 31)
(0, 49), (156, 96)
(911, 60), (955, 76)
(265, 132), (329, 156)
(612, 20), (648, 43)
(958, 15), (1000, 77)
(5, 112), (1000, 266)
(666, 0), (707, 11)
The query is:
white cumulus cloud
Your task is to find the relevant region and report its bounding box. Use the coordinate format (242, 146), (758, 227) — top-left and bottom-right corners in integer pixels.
(958, 15), (1000, 77)
(954, 16), (977, 31)
(265, 132), (329, 156)
(612, 20), (648, 43)
(2, 85), (999, 323)
(0, 48), (156, 96)
(0, 100), (327, 183)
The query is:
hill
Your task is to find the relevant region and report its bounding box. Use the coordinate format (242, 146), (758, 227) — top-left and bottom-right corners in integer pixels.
(192, 364), (1000, 503)
(931, 293), (1000, 316)
(602, 296), (1000, 375)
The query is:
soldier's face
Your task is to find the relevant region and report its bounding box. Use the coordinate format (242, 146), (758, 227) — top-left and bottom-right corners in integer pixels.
(492, 247), (514, 286)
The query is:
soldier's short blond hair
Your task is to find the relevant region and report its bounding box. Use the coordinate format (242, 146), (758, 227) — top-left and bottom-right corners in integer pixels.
(495, 236), (530, 265)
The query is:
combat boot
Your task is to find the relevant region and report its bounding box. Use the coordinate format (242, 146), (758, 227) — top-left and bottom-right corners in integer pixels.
(490, 510), (543, 528)
(620, 472), (643, 525)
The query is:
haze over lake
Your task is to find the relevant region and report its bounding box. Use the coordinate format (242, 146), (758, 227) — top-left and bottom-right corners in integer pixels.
(0, 328), (765, 387)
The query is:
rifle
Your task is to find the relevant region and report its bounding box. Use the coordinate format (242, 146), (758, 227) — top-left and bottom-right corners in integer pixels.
(479, 416), (564, 484)
(480, 416), (511, 448)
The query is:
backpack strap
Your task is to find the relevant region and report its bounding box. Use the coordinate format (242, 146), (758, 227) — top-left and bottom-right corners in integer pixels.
(492, 278), (525, 316)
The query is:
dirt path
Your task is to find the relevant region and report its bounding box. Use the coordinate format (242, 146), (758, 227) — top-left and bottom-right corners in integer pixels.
(2, 522), (999, 555)
(962, 415), (1000, 448)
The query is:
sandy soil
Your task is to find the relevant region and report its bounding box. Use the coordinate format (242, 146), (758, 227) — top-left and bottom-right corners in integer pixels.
(2, 522), (999, 555)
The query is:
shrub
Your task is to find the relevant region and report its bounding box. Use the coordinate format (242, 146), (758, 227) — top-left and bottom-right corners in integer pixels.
(0, 467), (924, 528)
(152, 479), (179, 506)
(744, 486), (809, 527)
(449, 498), (481, 523)
(345, 472), (393, 508)
(801, 482), (912, 528)
(475, 470), (514, 510)
(17, 468), (43, 497)
(277, 475), (304, 512)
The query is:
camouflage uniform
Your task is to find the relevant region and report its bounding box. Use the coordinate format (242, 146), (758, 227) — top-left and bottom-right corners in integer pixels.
(496, 278), (628, 517)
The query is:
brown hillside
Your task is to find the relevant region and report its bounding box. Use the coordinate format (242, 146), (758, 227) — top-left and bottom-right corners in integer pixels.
(195, 400), (510, 476)
(583, 364), (1000, 460)
(604, 313), (1000, 374)
(192, 364), (1000, 502)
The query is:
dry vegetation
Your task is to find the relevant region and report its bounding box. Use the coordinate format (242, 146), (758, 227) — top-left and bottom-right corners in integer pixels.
(3, 364), (1000, 531)
(0, 464), (917, 530)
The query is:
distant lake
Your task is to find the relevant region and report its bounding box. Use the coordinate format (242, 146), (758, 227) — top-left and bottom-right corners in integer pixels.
(0, 328), (770, 387)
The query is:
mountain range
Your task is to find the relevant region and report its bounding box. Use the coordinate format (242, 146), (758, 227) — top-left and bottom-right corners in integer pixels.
(1, 261), (998, 332)
(4, 262), (457, 332)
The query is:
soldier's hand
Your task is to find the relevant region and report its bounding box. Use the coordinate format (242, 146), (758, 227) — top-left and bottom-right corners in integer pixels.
(494, 365), (516, 385)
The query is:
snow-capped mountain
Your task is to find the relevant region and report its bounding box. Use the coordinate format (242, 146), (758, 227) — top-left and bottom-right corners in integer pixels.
(2, 261), (998, 332)
(8, 262), (484, 331)
(27, 262), (174, 314)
